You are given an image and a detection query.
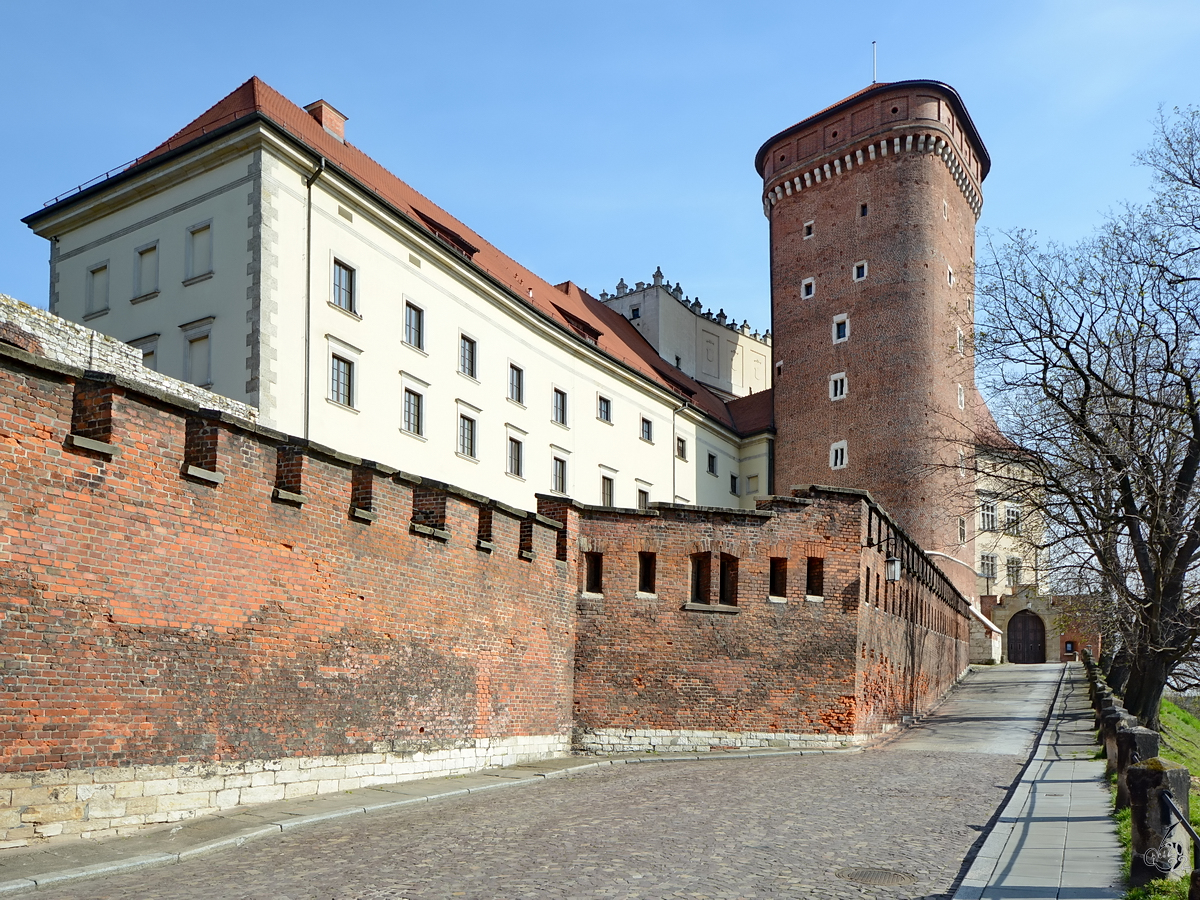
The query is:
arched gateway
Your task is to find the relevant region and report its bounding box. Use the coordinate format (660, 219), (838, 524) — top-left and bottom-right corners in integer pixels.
(1007, 610), (1046, 663)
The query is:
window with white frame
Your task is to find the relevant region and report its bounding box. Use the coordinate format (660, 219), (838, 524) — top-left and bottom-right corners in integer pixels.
(85, 261), (109, 317)
(333, 260), (356, 313)
(1006, 506), (1022, 535)
(980, 553), (997, 581)
(331, 355), (353, 407)
(957, 383), (965, 410)
(947, 266), (955, 287)
(959, 516), (967, 544)
(507, 437), (523, 477)
(802, 277), (815, 299)
(676, 437), (687, 460)
(829, 372), (847, 401)
(729, 473), (739, 495)
(185, 222), (213, 282)
(551, 455), (567, 493)
(980, 498), (997, 531)
(552, 388), (568, 425)
(403, 388), (423, 435)
(640, 417), (653, 442)
(459, 335), (477, 378)
(508, 364), (524, 404)
(601, 475), (614, 506)
(956, 327), (965, 355)
(180, 317), (215, 388)
(597, 395), (612, 423)
(133, 242), (158, 300)
(1006, 556), (1023, 587)
(853, 260), (868, 282)
(830, 440), (847, 470)
(803, 220), (815, 239)
(707, 452), (718, 475)
(404, 302), (424, 349)
(458, 414), (477, 458)
(637, 488), (650, 510)
(833, 314), (849, 344)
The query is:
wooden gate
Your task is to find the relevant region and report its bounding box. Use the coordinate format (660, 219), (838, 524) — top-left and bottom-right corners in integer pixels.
(1007, 610), (1046, 664)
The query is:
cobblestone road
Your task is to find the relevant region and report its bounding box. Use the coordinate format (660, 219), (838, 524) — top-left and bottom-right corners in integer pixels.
(37, 749), (1024, 900)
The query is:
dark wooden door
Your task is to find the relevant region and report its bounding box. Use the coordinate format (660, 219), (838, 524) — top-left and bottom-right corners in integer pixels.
(1008, 611), (1046, 663)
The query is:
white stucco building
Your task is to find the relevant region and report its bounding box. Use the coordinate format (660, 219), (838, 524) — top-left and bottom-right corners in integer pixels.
(24, 78), (773, 513)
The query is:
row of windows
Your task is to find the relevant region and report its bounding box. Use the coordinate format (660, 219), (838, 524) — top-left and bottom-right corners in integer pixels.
(583, 552), (825, 604)
(979, 499), (1022, 534)
(131, 317), (214, 388)
(798, 263), (955, 300)
(84, 222), (214, 317)
(980, 553), (1024, 587)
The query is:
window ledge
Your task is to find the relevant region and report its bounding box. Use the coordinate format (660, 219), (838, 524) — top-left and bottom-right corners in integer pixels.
(636, 591), (658, 600)
(683, 602), (740, 614)
(183, 465), (224, 486)
(400, 428), (427, 442)
(350, 507), (377, 523)
(580, 591), (604, 600)
(183, 272), (214, 287)
(83, 308), (109, 321)
(768, 595), (788, 605)
(477, 539), (495, 553)
(403, 342), (428, 357)
(455, 451), (479, 464)
(597, 417), (613, 426)
(411, 522), (450, 541)
(326, 398), (359, 414)
(328, 302), (362, 321)
(506, 472), (526, 482)
(131, 290), (160, 305)
(551, 420), (570, 430)
(507, 398), (526, 409)
(805, 595), (825, 603)
(640, 438), (654, 445)
(457, 371), (480, 384)
(67, 433), (118, 456)
(272, 488), (307, 506)
(519, 549), (536, 562)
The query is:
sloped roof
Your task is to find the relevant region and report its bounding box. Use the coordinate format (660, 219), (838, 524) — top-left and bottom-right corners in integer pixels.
(726, 388), (774, 435)
(974, 390), (1023, 454)
(115, 77), (742, 432)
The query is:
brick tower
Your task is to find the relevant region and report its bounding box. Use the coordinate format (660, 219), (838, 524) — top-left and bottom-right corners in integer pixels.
(757, 81), (989, 601)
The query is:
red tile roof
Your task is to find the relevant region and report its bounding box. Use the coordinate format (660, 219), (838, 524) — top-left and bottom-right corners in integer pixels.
(135, 77), (743, 431)
(726, 389), (774, 435)
(974, 390), (1022, 454)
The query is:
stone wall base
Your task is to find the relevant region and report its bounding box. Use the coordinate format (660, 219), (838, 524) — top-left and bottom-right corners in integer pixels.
(572, 726), (875, 755)
(0, 734), (567, 849)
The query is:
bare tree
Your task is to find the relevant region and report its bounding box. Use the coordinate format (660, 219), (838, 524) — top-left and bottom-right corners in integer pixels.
(975, 108), (1200, 728)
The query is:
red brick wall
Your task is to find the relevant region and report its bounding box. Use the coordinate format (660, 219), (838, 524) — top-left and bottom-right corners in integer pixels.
(0, 358), (575, 773)
(567, 491), (970, 737)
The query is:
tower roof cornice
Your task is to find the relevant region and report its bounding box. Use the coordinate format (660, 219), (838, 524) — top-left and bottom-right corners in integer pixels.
(754, 80), (990, 180)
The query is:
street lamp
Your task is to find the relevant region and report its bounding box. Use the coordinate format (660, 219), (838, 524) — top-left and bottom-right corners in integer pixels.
(885, 553), (902, 583)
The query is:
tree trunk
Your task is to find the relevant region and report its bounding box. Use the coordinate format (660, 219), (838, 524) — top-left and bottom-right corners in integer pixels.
(1124, 654), (1170, 730)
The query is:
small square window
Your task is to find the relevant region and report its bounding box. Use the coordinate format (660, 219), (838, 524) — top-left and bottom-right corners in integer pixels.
(509, 364), (524, 404)
(833, 314), (849, 343)
(458, 414), (477, 458)
(641, 418), (653, 442)
(459, 335), (477, 378)
(403, 388), (423, 435)
(552, 388), (568, 425)
(859, 203), (868, 217)
(507, 437), (523, 477)
(404, 302), (424, 349)
(803, 221), (815, 239)
(637, 488), (650, 510)
(802, 278), (815, 299)
(730, 473), (739, 495)
(331, 355), (353, 406)
(552, 456), (567, 494)
(333, 260), (356, 313)
(598, 396), (612, 423)
(830, 440), (847, 470)
(853, 261), (867, 282)
(707, 452), (718, 475)
(601, 475), (614, 506)
(829, 373), (847, 401)
(676, 437), (687, 460)
(630, 306), (641, 320)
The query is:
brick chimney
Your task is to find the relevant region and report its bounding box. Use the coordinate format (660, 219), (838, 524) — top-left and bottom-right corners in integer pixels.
(303, 99), (348, 142)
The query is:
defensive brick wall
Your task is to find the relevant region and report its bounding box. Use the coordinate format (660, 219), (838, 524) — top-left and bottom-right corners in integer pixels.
(0, 342), (574, 844)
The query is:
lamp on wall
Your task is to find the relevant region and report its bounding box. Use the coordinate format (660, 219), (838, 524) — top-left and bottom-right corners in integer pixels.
(885, 553), (902, 583)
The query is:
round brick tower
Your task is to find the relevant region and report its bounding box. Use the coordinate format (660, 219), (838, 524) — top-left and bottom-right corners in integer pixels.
(757, 81), (989, 601)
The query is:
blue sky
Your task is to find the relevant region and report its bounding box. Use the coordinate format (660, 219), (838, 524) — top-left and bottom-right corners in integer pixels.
(3, 0), (1198, 331)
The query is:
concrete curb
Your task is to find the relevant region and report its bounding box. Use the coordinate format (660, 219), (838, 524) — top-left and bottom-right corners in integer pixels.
(0, 745), (861, 894)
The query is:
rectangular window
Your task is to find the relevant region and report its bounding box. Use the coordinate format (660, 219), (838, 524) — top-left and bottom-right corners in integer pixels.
(859, 203), (869, 217)
(585, 552), (603, 593)
(187, 223), (213, 279)
(601, 475), (614, 506)
(690, 553), (711, 604)
(747, 474), (759, 494)
(803, 220), (814, 239)
(830, 441), (847, 469)
(333, 260), (355, 312)
(980, 553), (998, 581)
(189, 336), (212, 387)
(769, 557), (788, 598)
(404, 302), (424, 349)
(598, 396), (612, 422)
(552, 388), (568, 425)
(637, 488), (650, 510)
(956, 327), (965, 355)
(331, 354), (353, 406)
(959, 516), (967, 544)
(641, 418), (653, 442)
(957, 383), (965, 410)
(508, 365), (524, 404)
(833, 314), (849, 343)
(458, 414), (476, 458)
(980, 498), (997, 532)
(86, 263), (109, 316)
(507, 437), (523, 477)
(1006, 557), (1023, 587)
(403, 388), (423, 435)
(638, 552), (657, 594)
(730, 473), (739, 495)
(630, 306), (641, 320)
(806, 557), (824, 598)
(853, 260), (868, 281)
(676, 437), (687, 460)
(1005, 507), (1022, 535)
(802, 277), (815, 299)
(719, 554), (738, 606)
(552, 456), (567, 493)
(829, 373), (847, 400)
(459, 335), (477, 378)
(134, 244), (158, 299)
(131, 335), (159, 371)
(707, 452), (718, 475)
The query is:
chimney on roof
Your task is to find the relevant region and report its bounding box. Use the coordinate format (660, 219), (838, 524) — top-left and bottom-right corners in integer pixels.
(304, 100), (348, 143)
